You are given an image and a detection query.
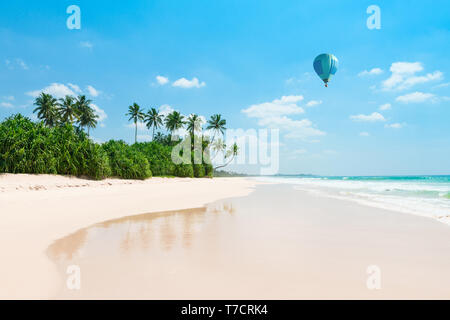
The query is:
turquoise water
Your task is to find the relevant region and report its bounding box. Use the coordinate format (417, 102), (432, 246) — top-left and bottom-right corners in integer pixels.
(257, 175), (450, 225)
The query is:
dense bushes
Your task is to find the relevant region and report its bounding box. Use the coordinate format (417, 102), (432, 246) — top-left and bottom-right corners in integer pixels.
(101, 140), (151, 179)
(0, 114), (214, 180)
(132, 142), (175, 176)
(0, 114), (110, 179)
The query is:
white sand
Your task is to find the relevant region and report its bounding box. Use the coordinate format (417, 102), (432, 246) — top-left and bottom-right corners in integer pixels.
(0, 174), (258, 299)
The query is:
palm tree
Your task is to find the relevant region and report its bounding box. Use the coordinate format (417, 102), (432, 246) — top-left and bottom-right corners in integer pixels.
(214, 142), (239, 170)
(58, 95), (78, 124)
(186, 114), (203, 138)
(76, 95), (95, 132)
(33, 93), (59, 127)
(144, 108), (164, 140)
(164, 111), (185, 136)
(85, 113), (99, 136)
(154, 132), (166, 144)
(206, 114), (226, 143)
(126, 103), (145, 143)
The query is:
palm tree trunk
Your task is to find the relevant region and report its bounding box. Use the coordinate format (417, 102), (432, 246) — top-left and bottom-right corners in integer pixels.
(214, 155), (235, 170)
(152, 126), (155, 140)
(135, 121), (137, 144)
(88, 127), (90, 136)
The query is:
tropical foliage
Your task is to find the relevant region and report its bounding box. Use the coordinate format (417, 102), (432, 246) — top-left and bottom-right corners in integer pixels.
(0, 92), (237, 180)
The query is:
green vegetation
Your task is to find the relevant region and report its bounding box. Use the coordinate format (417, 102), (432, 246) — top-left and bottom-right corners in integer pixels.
(0, 92), (239, 180)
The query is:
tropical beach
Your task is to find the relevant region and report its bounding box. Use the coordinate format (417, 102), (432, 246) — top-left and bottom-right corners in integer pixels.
(1, 0), (449, 306)
(1, 174), (450, 299)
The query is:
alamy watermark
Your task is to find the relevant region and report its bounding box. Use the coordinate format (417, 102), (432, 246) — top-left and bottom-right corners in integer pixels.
(66, 5), (81, 30)
(66, 264), (81, 290)
(366, 5), (381, 30)
(170, 128), (280, 175)
(366, 265), (381, 290)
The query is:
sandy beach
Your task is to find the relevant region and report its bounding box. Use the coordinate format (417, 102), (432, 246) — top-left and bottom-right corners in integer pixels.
(0, 174), (258, 299)
(1, 174), (450, 299)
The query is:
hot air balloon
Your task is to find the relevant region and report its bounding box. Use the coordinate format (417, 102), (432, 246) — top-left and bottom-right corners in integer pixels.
(313, 53), (338, 87)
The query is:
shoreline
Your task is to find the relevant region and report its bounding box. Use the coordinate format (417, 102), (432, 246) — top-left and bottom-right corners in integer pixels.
(0, 174), (260, 299)
(1, 174), (450, 299)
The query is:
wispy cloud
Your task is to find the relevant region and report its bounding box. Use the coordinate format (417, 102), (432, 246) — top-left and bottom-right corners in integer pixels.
(0, 102), (14, 108)
(381, 62), (443, 91)
(91, 103), (107, 123)
(306, 100), (322, 107)
(156, 75), (169, 85)
(396, 92), (435, 103)
(86, 85), (100, 97)
(172, 77), (206, 88)
(385, 123), (405, 129)
(5, 58), (29, 70)
(359, 132), (370, 136)
(379, 103), (391, 110)
(358, 68), (383, 77)
(350, 112), (385, 122)
(80, 41), (93, 49)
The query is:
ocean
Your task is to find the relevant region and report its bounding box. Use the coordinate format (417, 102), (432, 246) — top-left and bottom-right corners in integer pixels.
(256, 175), (450, 226)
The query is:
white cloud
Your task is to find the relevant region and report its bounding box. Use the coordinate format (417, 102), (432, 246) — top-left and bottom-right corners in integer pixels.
(27, 83), (76, 99)
(379, 103), (391, 110)
(350, 112), (386, 122)
(3, 96), (14, 101)
(159, 104), (175, 117)
(323, 149), (337, 155)
(242, 95), (324, 140)
(242, 95), (304, 118)
(358, 68), (383, 77)
(86, 85), (100, 97)
(306, 100), (322, 107)
(396, 92), (435, 103)
(434, 82), (450, 89)
(16, 59), (29, 70)
(385, 123), (404, 129)
(359, 132), (370, 136)
(68, 83), (82, 94)
(137, 134), (152, 142)
(156, 75), (169, 85)
(91, 103), (107, 123)
(0, 102), (14, 108)
(172, 77), (206, 88)
(5, 58), (29, 70)
(381, 62), (443, 91)
(80, 41), (93, 49)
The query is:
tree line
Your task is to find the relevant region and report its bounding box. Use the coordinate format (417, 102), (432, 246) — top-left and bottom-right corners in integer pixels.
(0, 92), (239, 180)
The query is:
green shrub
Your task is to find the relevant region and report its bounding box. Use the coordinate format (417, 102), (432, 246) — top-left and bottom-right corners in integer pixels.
(132, 142), (175, 176)
(193, 164), (205, 178)
(0, 114), (109, 179)
(101, 140), (151, 179)
(174, 164), (194, 177)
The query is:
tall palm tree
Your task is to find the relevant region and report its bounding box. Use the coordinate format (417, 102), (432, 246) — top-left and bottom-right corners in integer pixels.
(206, 114), (226, 143)
(33, 93), (59, 127)
(58, 95), (78, 124)
(214, 142), (239, 170)
(126, 103), (145, 144)
(85, 113), (99, 136)
(164, 111), (185, 136)
(76, 95), (94, 132)
(144, 108), (164, 140)
(186, 114), (203, 137)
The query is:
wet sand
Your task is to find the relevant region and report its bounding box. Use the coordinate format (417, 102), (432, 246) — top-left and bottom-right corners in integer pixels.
(47, 184), (450, 299)
(0, 174), (258, 299)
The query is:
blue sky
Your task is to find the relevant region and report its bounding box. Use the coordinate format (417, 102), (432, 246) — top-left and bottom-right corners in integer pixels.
(1, 0), (449, 175)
